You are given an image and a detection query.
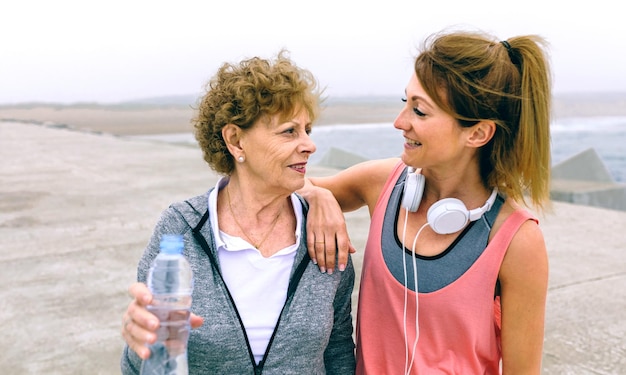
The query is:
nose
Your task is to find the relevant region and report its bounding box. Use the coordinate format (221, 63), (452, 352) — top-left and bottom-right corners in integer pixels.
(393, 107), (410, 131)
(300, 132), (317, 155)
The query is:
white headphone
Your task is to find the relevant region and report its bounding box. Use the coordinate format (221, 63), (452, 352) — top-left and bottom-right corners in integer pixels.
(401, 167), (498, 234)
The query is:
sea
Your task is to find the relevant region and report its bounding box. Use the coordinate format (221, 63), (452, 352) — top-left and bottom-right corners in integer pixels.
(132, 115), (626, 183)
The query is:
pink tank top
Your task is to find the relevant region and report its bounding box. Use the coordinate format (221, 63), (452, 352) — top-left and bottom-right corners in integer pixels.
(355, 162), (536, 374)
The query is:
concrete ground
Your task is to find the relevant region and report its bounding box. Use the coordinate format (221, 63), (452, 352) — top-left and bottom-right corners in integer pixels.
(1, 121), (625, 374)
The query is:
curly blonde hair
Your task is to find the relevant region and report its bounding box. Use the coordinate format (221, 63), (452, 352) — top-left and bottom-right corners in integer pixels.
(415, 30), (552, 211)
(192, 50), (322, 175)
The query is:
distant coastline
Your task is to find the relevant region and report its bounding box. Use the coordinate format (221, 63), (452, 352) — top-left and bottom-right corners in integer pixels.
(551, 92), (626, 118)
(2, 92), (626, 136)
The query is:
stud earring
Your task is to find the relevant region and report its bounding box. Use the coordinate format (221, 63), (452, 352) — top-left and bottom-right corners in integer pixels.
(238, 156), (245, 163)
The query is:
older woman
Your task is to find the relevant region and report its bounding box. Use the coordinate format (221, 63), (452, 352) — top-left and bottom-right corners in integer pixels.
(120, 51), (355, 374)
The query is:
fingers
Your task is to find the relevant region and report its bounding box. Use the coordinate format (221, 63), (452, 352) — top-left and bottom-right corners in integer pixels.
(121, 305), (157, 360)
(317, 237), (334, 274)
(335, 235), (354, 272)
(190, 313), (204, 329)
(309, 232), (355, 274)
(122, 282), (205, 360)
(122, 282), (158, 360)
(306, 235), (318, 265)
(306, 220), (328, 272)
(312, 235), (347, 274)
(307, 234), (332, 273)
(121, 317), (151, 360)
(323, 238), (337, 274)
(303, 191), (352, 273)
(128, 282), (152, 306)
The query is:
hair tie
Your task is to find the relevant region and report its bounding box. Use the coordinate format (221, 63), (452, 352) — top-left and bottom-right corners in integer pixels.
(500, 40), (512, 52)
(500, 40), (520, 66)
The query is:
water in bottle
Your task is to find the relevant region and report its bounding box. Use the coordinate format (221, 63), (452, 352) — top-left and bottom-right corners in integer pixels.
(141, 234), (194, 375)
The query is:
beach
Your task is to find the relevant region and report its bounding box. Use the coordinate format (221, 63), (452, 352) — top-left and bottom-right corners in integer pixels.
(1, 97), (626, 374)
(0, 97), (404, 136)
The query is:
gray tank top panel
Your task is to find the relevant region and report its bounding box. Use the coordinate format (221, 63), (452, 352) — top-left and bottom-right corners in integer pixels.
(381, 168), (504, 293)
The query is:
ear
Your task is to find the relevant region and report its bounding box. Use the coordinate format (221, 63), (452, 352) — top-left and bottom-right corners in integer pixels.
(222, 124), (244, 156)
(466, 120), (496, 148)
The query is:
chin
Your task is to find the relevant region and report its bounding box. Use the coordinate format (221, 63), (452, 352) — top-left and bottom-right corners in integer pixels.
(280, 177), (304, 195)
(292, 179), (305, 191)
(400, 154), (414, 167)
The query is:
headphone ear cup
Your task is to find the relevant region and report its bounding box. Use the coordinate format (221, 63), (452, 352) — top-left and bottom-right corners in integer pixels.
(427, 198), (470, 234)
(402, 171), (425, 212)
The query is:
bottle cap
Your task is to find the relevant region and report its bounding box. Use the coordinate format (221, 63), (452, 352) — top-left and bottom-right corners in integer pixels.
(160, 234), (184, 255)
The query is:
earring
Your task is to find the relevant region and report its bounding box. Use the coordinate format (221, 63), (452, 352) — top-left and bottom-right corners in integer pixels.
(238, 156), (245, 163)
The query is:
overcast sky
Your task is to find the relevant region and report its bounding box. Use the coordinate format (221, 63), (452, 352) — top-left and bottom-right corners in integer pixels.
(1, 0), (624, 104)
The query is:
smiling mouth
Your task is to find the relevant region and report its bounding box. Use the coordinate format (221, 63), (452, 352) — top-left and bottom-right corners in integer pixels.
(289, 163), (307, 172)
(405, 137), (422, 147)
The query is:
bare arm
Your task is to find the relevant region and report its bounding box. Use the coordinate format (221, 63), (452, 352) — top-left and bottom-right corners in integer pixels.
(499, 219), (549, 374)
(299, 158), (400, 271)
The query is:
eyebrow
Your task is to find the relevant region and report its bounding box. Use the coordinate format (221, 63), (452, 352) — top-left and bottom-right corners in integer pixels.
(287, 118), (313, 127)
(407, 92), (434, 111)
(404, 89), (429, 103)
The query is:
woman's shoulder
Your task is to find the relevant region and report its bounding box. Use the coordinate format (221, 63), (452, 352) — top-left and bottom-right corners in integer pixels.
(346, 157), (403, 205)
(497, 199), (549, 297)
(169, 192), (209, 213)
(350, 157), (402, 175)
(156, 191), (211, 229)
(493, 198), (547, 272)
(491, 198), (537, 230)
(367, 157), (404, 195)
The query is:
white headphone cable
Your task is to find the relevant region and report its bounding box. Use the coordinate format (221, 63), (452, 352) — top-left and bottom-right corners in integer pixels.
(402, 207), (410, 374)
(406, 222), (428, 375)
(402, 204), (429, 375)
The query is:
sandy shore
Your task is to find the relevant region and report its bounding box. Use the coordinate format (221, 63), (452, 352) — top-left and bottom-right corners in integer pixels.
(1, 97), (625, 373)
(0, 99), (404, 136)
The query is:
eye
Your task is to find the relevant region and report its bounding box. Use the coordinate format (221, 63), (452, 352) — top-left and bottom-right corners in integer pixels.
(283, 127), (296, 134)
(402, 97), (426, 117)
(413, 107), (426, 117)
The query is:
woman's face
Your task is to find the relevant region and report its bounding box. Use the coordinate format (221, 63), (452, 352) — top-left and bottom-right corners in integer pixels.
(393, 73), (469, 171)
(238, 109), (316, 195)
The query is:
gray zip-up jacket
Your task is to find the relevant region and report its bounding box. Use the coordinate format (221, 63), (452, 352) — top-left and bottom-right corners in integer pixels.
(120, 191), (356, 374)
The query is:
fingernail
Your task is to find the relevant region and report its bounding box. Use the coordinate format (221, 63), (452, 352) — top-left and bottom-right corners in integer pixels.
(327, 268), (333, 275)
(148, 320), (158, 330)
(320, 267), (326, 273)
(339, 264), (346, 272)
(312, 258), (317, 265)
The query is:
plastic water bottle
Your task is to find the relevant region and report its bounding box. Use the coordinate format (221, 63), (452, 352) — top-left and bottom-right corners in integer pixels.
(140, 234), (194, 375)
